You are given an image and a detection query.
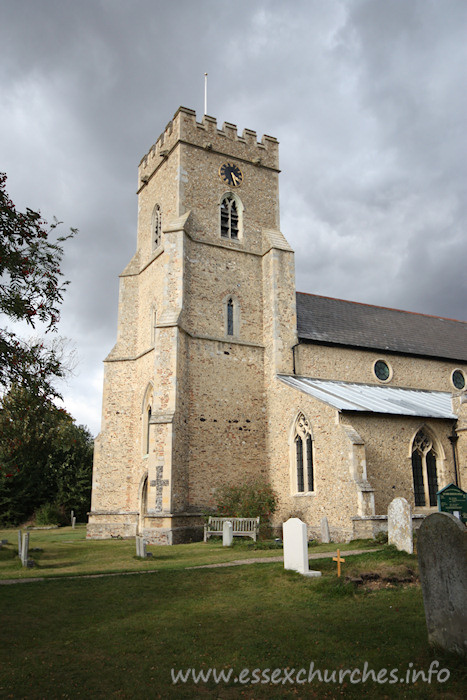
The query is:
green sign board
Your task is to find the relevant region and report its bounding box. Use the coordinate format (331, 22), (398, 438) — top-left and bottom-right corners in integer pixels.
(437, 483), (467, 524)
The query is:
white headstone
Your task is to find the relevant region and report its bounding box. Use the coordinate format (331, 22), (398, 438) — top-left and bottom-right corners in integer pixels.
(320, 516), (330, 544)
(223, 520), (233, 547)
(388, 497), (413, 553)
(283, 518), (321, 578)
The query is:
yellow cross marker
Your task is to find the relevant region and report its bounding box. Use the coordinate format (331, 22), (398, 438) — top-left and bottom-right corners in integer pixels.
(333, 549), (345, 577)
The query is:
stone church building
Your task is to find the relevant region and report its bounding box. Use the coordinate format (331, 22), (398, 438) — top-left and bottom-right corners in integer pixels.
(87, 107), (467, 544)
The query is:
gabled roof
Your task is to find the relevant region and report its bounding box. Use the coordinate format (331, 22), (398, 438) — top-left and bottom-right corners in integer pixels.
(296, 293), (467, 362)
(278, 375), (456, 419)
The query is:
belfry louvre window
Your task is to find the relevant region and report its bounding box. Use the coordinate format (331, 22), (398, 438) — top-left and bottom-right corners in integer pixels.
(294, 413), (314, 493)
(411, 429), (438, 507)
(220, 194), (239, 239)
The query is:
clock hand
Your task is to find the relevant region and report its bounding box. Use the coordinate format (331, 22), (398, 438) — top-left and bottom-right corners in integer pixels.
(231, 172), (239, 185)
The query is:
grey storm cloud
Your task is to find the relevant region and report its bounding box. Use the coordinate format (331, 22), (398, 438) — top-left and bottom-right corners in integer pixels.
(1, 0), (466, 435)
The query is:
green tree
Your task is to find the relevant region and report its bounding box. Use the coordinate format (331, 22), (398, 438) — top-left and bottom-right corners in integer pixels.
(0, 386), (93, 526)
(0, 172), (77, 398)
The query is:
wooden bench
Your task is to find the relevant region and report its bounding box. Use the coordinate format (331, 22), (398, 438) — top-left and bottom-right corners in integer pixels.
(204, 516), (260, 542)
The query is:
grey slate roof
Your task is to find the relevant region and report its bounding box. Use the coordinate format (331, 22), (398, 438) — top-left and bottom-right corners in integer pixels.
(296, 293), (467, 362)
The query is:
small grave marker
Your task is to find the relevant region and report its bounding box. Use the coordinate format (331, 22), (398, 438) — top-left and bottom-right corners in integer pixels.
(222, 520), (233, 547)
(333, 549), (345, 577)
(283, 518), (321, 578)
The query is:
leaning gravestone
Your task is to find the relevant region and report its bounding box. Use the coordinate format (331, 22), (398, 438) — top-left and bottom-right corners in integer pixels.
(320, 516), (331, 544)
(283, 518), (321, 578)
(222, 520), (233, 547)
(388, 497), (413, 553)
(417, 512), (467, 656)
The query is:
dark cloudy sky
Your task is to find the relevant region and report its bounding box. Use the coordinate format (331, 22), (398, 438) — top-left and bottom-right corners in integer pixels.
(1, 0), (466, 435)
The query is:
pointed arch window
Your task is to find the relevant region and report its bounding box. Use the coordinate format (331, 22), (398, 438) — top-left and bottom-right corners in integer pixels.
(227, 298), (234, 336)
(152, 204), (162, 250)
(152, 308), (157, 345)
(220, 193), (242, 240)
(293, 413), (314, 493)
(142, 384), (154, 456)
(411, 429), (439, 507)
(146, 406), (152, 455)
(224, 296), (239, 338)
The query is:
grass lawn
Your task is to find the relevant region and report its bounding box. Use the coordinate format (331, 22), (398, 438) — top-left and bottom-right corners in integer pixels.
(0, 524), (377, 580)
(0, 529), (464, 698)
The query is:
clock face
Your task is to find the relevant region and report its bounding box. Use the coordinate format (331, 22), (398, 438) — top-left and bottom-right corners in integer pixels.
(219, 162), (243, 187)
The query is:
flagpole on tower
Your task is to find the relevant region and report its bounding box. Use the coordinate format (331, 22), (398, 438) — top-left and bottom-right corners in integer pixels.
(204, 72), (208, 115)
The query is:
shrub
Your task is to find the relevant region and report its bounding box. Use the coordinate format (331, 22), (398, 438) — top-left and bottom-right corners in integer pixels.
(34, 502), (66, 526)
(215, 478), (278, 520)
(375, 530), (388, 544)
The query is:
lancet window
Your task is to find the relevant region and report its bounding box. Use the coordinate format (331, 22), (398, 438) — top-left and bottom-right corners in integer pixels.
(227, 298), (234, 336)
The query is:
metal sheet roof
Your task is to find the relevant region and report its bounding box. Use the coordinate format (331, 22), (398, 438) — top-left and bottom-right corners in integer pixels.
(277, 375), (457, 419)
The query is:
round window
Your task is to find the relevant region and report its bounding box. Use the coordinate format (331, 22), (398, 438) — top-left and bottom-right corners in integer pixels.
(374, 359), (391, 382)
(452, 369), (466, 390)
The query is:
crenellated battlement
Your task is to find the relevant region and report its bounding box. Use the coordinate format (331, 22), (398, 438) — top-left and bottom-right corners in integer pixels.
(138, 106), (279, 186)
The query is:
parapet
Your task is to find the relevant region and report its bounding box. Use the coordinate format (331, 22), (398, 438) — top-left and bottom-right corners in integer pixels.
(138, 106), (279, 187)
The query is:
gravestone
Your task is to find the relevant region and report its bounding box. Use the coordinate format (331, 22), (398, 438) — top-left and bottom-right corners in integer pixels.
(136, 535), (146, 558)
(320, 516), (330, 544)
(223, 520), (233, 547)
(72, 516), (76, 529)
(417, 512), (467, 656)
(283, 518), (321, 578)
(18, 530), (22, 556)
(20, 532), (32, 567)
(135, 536), (153, 559)
(388, 497), (413, 554)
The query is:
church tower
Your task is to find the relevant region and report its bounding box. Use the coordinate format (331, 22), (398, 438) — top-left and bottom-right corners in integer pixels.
(87, 107), (297, 543)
